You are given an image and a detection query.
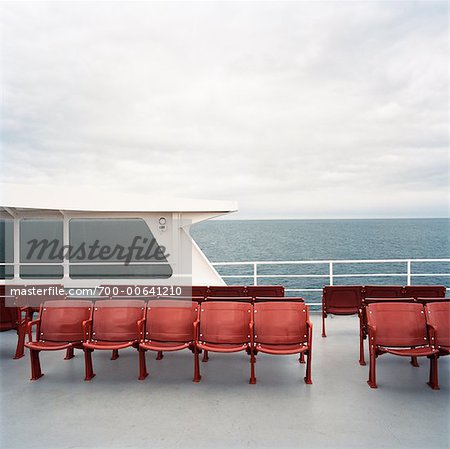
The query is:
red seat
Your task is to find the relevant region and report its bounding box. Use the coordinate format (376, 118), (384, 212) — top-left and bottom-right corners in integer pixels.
(403, 285), (446, 299)
(365, 303), (439, 389)
(425, 302), (450, 357)
(154, 295), (203, 361)
(252, 301), (312, 384)
(14, 284), (65, 359)
(360, 297), (421, 367)
(194, 301), (252, 383)
(254, 298), (307, 366)
(322, 286), (362, 337)
(358, 285), (406, 366)
(83, 300), (146, 380)
(208, 285), (247, 297)
(138, 299), (199, 381)
(24, 300), (92, 380)
(200, 296), (252, 363)
(246, 285), (284, 298)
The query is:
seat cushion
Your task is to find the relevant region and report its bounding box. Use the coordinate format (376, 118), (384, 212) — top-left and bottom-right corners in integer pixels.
(140, 341), (191, 352)
(83, 340), (136, 350)
(255, 343), (309, 355)
(197, 342), (249, 353)
(326, 307), (359, 315)
(25, 341), (75, 351)
(380, 346), (438, 357)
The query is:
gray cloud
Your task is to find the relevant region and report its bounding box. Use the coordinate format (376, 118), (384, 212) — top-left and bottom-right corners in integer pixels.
(1, 1), (448, 218)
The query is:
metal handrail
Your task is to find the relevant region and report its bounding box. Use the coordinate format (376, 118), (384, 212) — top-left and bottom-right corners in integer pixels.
(212, 258), (450, 304)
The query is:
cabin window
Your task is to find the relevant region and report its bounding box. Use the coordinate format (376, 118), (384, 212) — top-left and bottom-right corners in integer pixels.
(19, 219), (64, 279)
(0, 219), (14, 279)
(68, 219), (172, 279)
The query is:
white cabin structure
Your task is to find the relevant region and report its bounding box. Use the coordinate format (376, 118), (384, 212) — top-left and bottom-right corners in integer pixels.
(0, 183), (237, 287)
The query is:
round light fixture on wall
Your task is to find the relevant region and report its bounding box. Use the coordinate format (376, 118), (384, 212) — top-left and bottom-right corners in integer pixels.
(158, 217), (167, 231)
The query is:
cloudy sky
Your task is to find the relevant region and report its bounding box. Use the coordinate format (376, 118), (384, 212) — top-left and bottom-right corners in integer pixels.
(1, 1), (448, 219)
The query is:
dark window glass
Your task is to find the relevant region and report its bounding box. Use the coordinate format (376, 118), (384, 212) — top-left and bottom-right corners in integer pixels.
(69, 219), (172, 279)
(20, 220), (63, 262)
(0, 219), (14, 263)
(20, 219), (63, 279)
(69, 264), (171, 279)
(20, 265), (64, 279)
(0, 219), (14, 279)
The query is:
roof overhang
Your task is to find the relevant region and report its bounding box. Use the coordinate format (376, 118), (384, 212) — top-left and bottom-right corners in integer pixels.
(0, 183), (238, 214)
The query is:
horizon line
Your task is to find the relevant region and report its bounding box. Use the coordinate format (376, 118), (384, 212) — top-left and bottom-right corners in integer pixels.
(211, 216), (450, 221)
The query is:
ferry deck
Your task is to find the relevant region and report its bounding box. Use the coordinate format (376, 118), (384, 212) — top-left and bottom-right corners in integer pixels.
(0, 186), (449, 449)
(1, 314), (449, 449)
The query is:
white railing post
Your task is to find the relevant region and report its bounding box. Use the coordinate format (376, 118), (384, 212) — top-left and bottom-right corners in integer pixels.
(329, 262), (333, 286)
(406, 260), (411, 286)
(253, 263), (258, 286)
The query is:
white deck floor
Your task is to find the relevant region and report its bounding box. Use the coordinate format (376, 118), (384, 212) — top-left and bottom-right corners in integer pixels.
(1, 314), (449, 449)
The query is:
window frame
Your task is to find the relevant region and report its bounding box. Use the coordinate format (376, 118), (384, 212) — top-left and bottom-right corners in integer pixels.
(1, 210), (185, 286)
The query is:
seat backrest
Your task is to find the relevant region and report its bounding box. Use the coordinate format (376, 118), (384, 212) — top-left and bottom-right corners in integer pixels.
(204, 296), (253, 303)
(19, 283), (65, 309)
(0, 285), (17, 330)
(166, 286), (209, 298)
(199, 301), (251, 344)
(39, 300), (92, 342)
(146, 299), (198, 342)
(255, 296), (303, 302)
(323, 286), (362, 312)
(191, 286), (209, 298)
(99, 284), (142, 298)
(246, 285), (284, 298)
(366, 302), (428, 347)
(363, 285), (404, 298)
(92, 300), (146, 341)
(254, 301), (308, 345)
(364, 297), (415, 305)
(403, 285), (446, 299)
(208, 286), (247, 297)
(425, 302), (450, 348)
(416, 297), (450, 304)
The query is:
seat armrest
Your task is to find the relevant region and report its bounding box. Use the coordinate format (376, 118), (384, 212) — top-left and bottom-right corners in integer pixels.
(27, 319), (40, 342)
(193, 320), (200, 342)
(367, 324), (377, 346)
(82, 319), (93, 342)
(306, 320), (313, 346)
(427, 323), (438, 348)
(137, 318), (146, 342)
(18, 306), (31, 324)
(249, 321), (254, 346)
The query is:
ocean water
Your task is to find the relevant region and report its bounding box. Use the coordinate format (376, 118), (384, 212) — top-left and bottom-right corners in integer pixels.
(191, 218), (450, 301)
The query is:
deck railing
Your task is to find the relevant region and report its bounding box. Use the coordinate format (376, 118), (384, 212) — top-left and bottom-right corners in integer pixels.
(212, 258), (450, 305)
